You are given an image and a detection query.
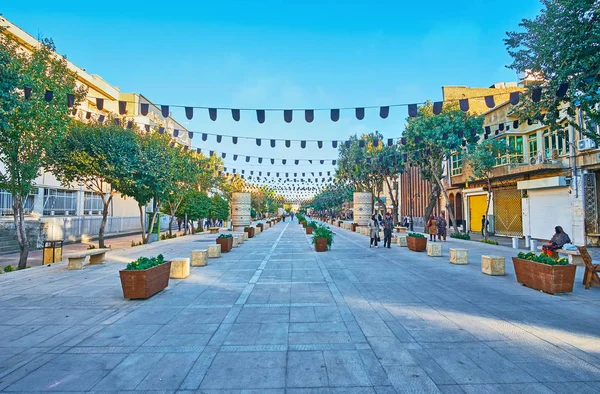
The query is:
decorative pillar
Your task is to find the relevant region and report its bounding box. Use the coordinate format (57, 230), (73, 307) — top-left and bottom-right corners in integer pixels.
(231, 192), (251, 232)
(32, 187), (45, 218)
(353, 192), (372, 227)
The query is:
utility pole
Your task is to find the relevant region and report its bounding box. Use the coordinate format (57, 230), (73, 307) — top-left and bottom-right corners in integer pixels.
(408, 168), (414, 231)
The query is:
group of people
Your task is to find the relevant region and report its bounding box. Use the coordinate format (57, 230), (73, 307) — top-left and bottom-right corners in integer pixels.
(368, 212), (394, 248)
(426, 213), (448, 242)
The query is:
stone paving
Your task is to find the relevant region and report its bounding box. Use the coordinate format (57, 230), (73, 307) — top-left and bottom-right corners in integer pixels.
(0, 219), (599, 393)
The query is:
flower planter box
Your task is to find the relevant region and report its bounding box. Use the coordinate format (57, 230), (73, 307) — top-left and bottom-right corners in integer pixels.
(216, 237), (233, 253)
(351, 224), (357, 232)
(314, 238), (328, 252)
(512, 257), (576, 294)
(120, 261), (171, 299)
(407, 236), (427, 252)
(306, 227), (313, 235)
(244, 227), (255, 238)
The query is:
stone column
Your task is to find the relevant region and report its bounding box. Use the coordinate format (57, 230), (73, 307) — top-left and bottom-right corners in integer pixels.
(32, 187), (45, 218)
(353, 192), (372, 227)
(231, 192), (251, 232)
(76, 189), (85, 216)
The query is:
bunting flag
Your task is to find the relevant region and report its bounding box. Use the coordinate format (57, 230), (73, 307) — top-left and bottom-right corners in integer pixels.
(380, 106), (389, 119)
(232, 109), (240, 121)
(188, 131), (194, 139)
(96, 98), (104, 110)
(284, 110), (293, 123)
(257, 109), (266, 124)
(185, 107), (193, 120)
(119, 100), (127, 115)
(141, 103), (149, 115)
(202, 133), (208, 141)
(331, 109), (340, 122)
(556, 83), (569, 98)
(510, 92), (520, 105)
(24, 86), (32, 99)
(67, 94), (75, 108)
(158, 126), (165, 134)
(44, 90), (53, 102)
(301, 141), (306, 149)
(317, 141), (323, 149)
(433, 101), (443, 115)
(459, 99), (469, 112)
(98, 115), (105, 123)
(355, 108), (365, 120)
(532, 87), (542, 103)
(127, 121), (133, 129)
(408, 104), (418, 118)
(484, 95), (495, 109)
(285, 140), (291, 148)
(209, 108), (218, 121)
(161, 105), (169, 117)
(271, 139), (276, 147)
(305, 109), (314, 123)
(256, 138), (261, 146)
(173, 129), (179, 137)
(332, 141), (338, 148)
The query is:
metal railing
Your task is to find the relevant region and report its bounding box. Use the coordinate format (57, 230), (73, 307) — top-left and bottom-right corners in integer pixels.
(43, 216), (149, 242)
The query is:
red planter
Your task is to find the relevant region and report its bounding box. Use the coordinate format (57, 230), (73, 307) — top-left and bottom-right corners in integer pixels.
(306, 227), (313, 235)
(244, 227), (255, 238)
(120, 261), (171, 299)
(351, 224), (357, 232)
(407, 236), (427, 252)
(314, 238), (328, 252)
(512, 257), (576, 294)
(216, 237), (233, 253)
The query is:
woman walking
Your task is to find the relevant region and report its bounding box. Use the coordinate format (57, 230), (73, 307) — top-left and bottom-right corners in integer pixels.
(437, 212), (447, 242)
(427, 215), (438, 242)
(369, 214), (381, 248)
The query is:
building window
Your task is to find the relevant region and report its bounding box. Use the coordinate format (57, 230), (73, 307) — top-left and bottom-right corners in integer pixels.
(543, 129), (570, 158)
(496, 136), (524, 165)
(84, 192), (104, 214)
(452, 153), (462, 176)
(0, 190), (35, 216)
(528, 133), (539, 160)
(43, 189), (77, 216)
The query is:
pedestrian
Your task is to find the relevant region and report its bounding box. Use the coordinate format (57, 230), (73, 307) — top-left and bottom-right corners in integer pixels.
(369, 214), (381, 248)
(542, 226), (571, 256)
(177, 217), (182, 231)
(382, 212), (394, 248)
(427, 215), (438, 242)
(481, 215), (489, 237)
(437, 212), (447, 242)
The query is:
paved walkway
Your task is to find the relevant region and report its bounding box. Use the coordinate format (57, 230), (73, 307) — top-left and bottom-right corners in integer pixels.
(0, 219), (599, 393)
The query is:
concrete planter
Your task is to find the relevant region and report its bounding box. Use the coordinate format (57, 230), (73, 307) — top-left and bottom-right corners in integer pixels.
(512, 257), (576, 294)
(216, 237), (233, 253)
(244, 227), (255, 238)
(407, 236), (427, 252)
(120, 261), (171, 299)
(314, 238), (328, 252)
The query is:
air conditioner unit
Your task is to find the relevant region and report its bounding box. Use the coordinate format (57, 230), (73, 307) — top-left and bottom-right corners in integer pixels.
(577, 138), (597, 151)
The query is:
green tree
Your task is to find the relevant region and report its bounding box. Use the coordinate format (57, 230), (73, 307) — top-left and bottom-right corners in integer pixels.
(210, 194), (230, 222)
(177, 190), (211, 232)
(46, 122), (137, 248)
(402, 102), (484, 233)
(0, 31), (87, 269)
(505, 0), (600, 140)
(466, 139), (513, 239)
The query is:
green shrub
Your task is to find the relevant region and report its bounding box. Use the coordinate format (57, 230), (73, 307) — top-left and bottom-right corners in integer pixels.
(218, 234), (233, 239)
(131, 241), (143, 247)
(307, 221), (318, 229)
(480, 239), (499, 245)
(87, 244), (96, 250)
(195, 227), (203, 233)
(517, 251), (569, 265)
(450, 233), (471, 240)
(312, 224), (334, 249)
(4, 265), (14, 273)
(408, 232), (425, 238)
(125, 254), (166, 270)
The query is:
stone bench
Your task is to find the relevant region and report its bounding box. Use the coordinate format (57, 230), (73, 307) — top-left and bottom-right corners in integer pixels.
(395, 227), (408, 233)
(191, 249), (208, 267)
(427, 242), (442, 257)
(170, 258), (190, 279)
(242, 232), (249, 241)
(450, 248), (468, 265)
(207, 244), (221, 258)
(208, 227), (220, 234)
(65, 248), (110, 270)
(537, 246), (582, 265)
(481, 255), (505, 276)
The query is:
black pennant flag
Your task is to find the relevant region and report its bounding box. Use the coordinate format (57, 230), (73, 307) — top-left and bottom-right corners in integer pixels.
(96, 98), (104, 110)
(119, 100), (127, 114)
(256, 139), (262, 146)
(373, 139), (379, 147)
(284, 110), (293, 123)
(305, 109), (314, 123)
(158, 127), (165, 134)
(332, 141), (338, 148)
(556, 83), (569, 98)
(295, 160), (299, 165)
(257, 110), (265, 124)
(185, 107), (193, 120)
(232, 136), (237, 144)
(355, 107), (365, 120)
(532, 87), (542, 103)
(44, 90), (53, 102)
(388, 138), (393, 146)
(209, 108), (217, 121)
(141, 103), (149, 115)
(197, 148), (201, 154)
(359, 140), (365, 148)
(285, 140), (291, 148)
(24, 86), (32, 99)
(66, 94), (75, 108)
(161, 105), (169, 117)
(510, 92), (520, 105)
(215, 135), (222, 143)
(282, 159), (287, 165)
(459, 99), (469, 112)
(232, 109), (240, 121)
(484, 96), (495, 108)
(331, 109), (340, 122)
(301, 141), (306, 149)
(332, 160), (336, 165)
(258, 158), (263, 163)
(202, 133), (208, 141)
(246, 156), (250, 162)
(379, 106), (389, 119)
(173, 129), (179, 137)
(233, 154), (238, 161)
(222, 153), (226, 159)
(408, 104), (418, 117)
(317, 141), (323, 149)
(188, 132), (193, 139)
(271, 159), (275, 165)
(271, 139), (276, 147)
(433, 101), (443, 115)
(345, 140), (351, 148)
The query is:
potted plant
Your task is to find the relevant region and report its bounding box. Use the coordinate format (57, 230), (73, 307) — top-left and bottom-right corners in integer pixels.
(312, 224), (334, 252)
(306, 221), (317, 235)
(351, 222), (358, 232)
(244, 226), (255, 238)
(512, 252), (576, 294)
(120, 254), (171, 299)
(256, 223), (264, 231)
(406, 232), (427, 252)
(216, 234), (234, 253)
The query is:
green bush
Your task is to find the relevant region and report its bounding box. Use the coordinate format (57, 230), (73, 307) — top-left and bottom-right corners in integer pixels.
(125, 254), (166, 271)
(408, 232), (425, 238)
(218, 234), (233, 239)
(194, 227), (203, 233)
(4, 265), (14, 273)
(307, 221), (318, 229)
(312, 224), (334, 249)
(131, 241), (143, 247)
(517, 251), (569, 266)
(450, 233), (471, 240)
(87, 244), (96, 250)
(480, 239), (499, 245)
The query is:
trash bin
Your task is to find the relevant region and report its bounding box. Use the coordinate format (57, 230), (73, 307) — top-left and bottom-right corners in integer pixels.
(43, 240), (63, 265)
(530, 239), (538, 252)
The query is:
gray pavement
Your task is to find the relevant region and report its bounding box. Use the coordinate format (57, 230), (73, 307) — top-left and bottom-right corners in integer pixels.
(0, 218), (599, 393)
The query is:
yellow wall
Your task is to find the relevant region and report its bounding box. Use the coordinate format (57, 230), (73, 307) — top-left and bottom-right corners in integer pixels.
(469, 195), (488, 232)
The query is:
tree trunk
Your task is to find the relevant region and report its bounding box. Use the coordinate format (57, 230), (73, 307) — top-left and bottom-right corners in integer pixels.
(432, 172), (459, 234)
(138, 204), (147, 244)
(168, 212), (174, 237)
(423, 181), (441, 228)
(99, 197), (111, 249)
(485, 178), (492, 240)
(13, 196), (29, 270)
(384, 177), (399, 225)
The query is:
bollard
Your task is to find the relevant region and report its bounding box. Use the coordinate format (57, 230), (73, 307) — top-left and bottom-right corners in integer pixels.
(512, 237), (519, 249)
(530, 239), (538, 252)
(525, 235), (531, 248)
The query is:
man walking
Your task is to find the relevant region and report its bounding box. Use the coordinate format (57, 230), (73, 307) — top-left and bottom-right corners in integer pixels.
(382, 212), (394, 248)
(481, 215), (489, 237)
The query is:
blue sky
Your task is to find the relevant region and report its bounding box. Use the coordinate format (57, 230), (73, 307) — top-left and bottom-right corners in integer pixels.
(3, 0), (542, 196)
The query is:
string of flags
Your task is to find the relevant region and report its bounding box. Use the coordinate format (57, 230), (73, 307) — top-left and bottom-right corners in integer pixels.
(27, 82), (569, 124)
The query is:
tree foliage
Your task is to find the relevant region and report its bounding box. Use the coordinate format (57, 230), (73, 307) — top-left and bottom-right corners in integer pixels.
(505, 0), (600, 139)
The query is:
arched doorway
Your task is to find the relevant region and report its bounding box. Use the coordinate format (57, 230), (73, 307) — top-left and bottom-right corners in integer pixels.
(448, 193), (455, 226)
(455, 192), (464, 230)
